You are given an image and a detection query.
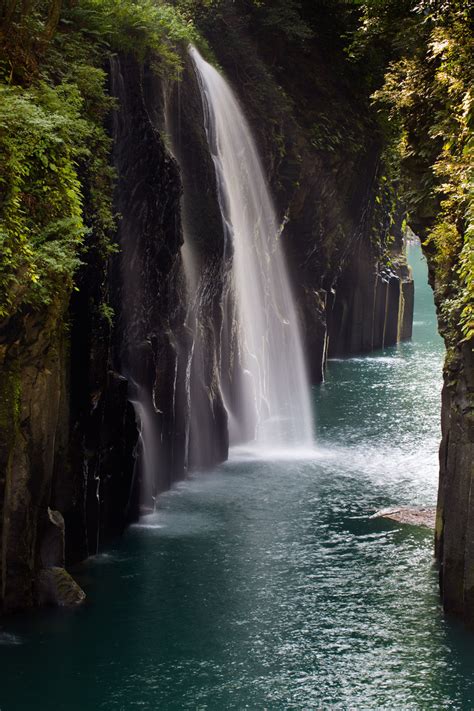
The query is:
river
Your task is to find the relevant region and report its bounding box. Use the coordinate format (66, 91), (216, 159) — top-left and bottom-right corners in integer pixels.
(1, 242), (473, 710)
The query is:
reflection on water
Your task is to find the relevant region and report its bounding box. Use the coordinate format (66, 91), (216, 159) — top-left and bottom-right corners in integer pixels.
(0, 632), (22, 646)
(1, 243), (473, 710)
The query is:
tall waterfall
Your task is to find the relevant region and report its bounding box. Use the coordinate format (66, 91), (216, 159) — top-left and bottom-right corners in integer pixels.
(189, 46), (313, 447)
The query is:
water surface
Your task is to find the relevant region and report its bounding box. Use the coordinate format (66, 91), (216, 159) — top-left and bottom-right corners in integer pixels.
(1, 243), (473, 710)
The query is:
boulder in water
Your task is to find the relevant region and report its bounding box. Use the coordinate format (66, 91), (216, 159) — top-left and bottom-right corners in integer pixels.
(371, 507), (436, 529)
(37, 567), (86, 607)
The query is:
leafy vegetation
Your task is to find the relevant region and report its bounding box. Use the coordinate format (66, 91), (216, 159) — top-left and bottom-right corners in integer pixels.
(0, 0), (471, 347)
(0, 0), (205, 320)
(348, 0), (473, 345)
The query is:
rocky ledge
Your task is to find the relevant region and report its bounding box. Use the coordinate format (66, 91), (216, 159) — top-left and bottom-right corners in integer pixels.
(372, 507), (436, 529)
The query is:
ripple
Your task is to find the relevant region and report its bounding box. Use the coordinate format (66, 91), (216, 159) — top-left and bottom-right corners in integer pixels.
(0, 244), (466, 711)
(0, 631), (22, 646)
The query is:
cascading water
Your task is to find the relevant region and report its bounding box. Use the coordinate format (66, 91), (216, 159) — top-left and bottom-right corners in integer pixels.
(189, 46), (313, 447)
(109, 56), (160, 510)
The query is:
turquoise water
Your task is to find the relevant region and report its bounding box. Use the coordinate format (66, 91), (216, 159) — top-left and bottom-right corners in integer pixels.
(1, 243), (473, 710)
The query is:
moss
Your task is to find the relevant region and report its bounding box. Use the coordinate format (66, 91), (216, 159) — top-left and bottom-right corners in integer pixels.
(435, 508), (444, 546)
(0, 364), (21, 451)
(36, 566), (86, 607)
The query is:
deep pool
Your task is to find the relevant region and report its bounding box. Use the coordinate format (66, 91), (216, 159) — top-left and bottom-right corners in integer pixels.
(1, 243), (473, 710)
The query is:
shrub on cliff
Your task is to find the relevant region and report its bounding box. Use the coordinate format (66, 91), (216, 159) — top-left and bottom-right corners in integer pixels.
(348, 0), (473, 347)
(0, 0), (205, 319)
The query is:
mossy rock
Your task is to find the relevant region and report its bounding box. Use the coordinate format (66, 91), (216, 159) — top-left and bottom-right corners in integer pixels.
(37, 567), (86, 607)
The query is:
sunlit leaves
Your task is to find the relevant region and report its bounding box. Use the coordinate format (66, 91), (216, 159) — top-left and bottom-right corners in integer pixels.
(0, 84), (87, 316)
(366, 1), (473, 347)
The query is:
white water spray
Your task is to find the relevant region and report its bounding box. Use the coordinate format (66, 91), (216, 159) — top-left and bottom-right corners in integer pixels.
(189, 46), (313, 446)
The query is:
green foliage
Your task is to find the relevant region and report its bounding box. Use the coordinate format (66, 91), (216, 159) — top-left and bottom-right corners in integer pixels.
(350, 0), (473, 348)
(309, 113), (364, 155)
(0, 0), (208, 320)
(62, 0), (208, 78)
(249, 0), (313, 43)
(98, 302), (115, 326)
(0, 58), (118, 318)
(458, 189), (474, 341)
(0, 83), (85, 316)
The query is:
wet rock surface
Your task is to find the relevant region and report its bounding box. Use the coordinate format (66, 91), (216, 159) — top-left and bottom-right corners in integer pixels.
(0, 39), (415, 613)
(372, 507), (436, 529)
(40, 508), (66, 569)
(196, 6), (414, 382)
(436, 342), (474, 625)
(37, 567), (86, 607)
(0, 304), (68, 611)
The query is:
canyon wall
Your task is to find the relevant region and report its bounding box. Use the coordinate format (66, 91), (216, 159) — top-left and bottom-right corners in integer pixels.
(0, 36), (413, 611)
(194, 7), (413, 381)
(434, 290), (474, 626)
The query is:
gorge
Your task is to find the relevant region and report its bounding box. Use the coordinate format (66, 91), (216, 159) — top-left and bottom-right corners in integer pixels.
(2, 241), (474, 709)
(0, 0), (473, 707)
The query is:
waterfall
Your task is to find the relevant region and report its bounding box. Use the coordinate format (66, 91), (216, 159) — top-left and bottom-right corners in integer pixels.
(189, 46), (313, 447)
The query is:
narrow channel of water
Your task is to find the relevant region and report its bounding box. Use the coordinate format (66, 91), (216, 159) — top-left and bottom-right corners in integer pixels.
(1, 242), (473, 710)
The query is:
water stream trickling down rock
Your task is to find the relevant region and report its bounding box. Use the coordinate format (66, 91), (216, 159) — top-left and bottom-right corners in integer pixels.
(189, 46), (313, 449)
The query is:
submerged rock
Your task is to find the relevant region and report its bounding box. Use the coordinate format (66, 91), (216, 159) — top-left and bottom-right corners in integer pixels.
(37, 567), (86, 607)
(372, 507), (436, 529)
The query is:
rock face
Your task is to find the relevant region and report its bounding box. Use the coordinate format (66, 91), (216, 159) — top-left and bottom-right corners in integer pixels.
(109, 55), (190, 498)
(328, 254), (414, 358)
(37, 568), (86, 607)
(0, 223), (135, 613)
(109, 54), (231, 496)
(435, 340), (474, 625)
(0, 35), (415, 613)
(40, 508), (66, 569)
(0, 303), (67, 610)
(193, 7), (414, 384)
(372, 507), (436, 529)
(165, 61), (232, 466)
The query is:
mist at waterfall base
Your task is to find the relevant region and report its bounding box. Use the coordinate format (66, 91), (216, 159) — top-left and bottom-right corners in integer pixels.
(1, 242), (474, 710)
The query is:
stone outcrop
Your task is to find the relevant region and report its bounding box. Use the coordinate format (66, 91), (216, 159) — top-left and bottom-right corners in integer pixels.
(0, 302), (67, 610)
(37, 567), (86, 607)
(328, 252), (414, 357)
(40, 508), (66, 569)
(435, 340), (474, 626)
(109, 55), (190, 497)
(194, 6), (414, 383)
(0, 34), (415, 613)
(109, 54), (231, 490)
(0, 215), (135, 612)
(37, 509), (86, 607)
(372, 507), (436, 529)
(165, 62), (232, 465)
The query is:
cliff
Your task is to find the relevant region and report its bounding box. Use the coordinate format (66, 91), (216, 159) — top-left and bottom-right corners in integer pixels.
(192, 1), (414, 381)
(436, 338), (474, 626)
(0, 5), (414, 612)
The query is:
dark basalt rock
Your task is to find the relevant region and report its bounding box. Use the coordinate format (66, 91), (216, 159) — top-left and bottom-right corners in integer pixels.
(0, 191), (138, 612)
(327, 257), (414, 358)
(194, 7), (414, 382)
(109, 53), (232, 496)
(435, 340), (474, 626)
(0, 303), (67, 611)
(165, 61), (232, 466)
(40, 508), (66, 569)
(109, 54), (191, 498)
(38, 510), (86, 607)
(0, 31), (417, 613)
